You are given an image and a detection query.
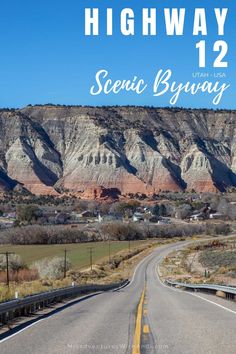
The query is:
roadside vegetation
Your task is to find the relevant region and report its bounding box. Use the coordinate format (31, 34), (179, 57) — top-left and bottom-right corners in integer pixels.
(0, 240), (148, 268)
(160, 237), (236, 286)
(0, 221), (230, 245)
(0, 190), (235, 303)
(0, 238), (168, 302)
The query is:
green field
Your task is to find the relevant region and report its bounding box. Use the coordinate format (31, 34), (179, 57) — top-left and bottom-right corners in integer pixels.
(0, 240), (147, 269)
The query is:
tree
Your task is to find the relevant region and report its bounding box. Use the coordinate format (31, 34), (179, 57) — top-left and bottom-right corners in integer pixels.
(127, 200), (141, 211)
(99, 203), (110, 216)
(152, 204), (160, 216)
(0, 254), (25, 272)
(109, 202), (135, 217)
(152, 204), (167, 217)
(100, 222), (145, 241)
(216, 198), (229, 216)
(175, 204), (192, 219)
(17, 205), (42, 223)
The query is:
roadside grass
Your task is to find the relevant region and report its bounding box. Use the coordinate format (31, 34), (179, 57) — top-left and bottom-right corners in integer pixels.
(160, 237), (236, 285)
(0, 240), (148, 269)
(0, 240), (160, 302)
(0, 278), (72, 302)
(199, 250), (236, 269)
(0, 237), (188, 302)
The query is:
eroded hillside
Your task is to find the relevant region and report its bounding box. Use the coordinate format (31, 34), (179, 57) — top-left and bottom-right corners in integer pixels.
(0, 105), (235, 196)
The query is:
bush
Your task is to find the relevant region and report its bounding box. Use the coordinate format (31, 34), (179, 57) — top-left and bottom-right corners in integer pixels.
(33, 257), (71, 280)
(205, 223), (230, 236)
(199, 250), (236, 268)
(0, 269), (38, 283)
(0, 254), (25, 271)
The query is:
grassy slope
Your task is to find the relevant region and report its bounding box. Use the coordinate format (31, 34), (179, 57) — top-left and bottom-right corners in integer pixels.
(0, 240), (147, 269)
(160, 237), (236, 285)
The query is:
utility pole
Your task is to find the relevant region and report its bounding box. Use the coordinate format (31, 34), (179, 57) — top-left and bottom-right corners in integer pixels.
(0, 252), (15, 288)
(87, 247), (94, 271)
(128, 239), (131, 253)
(108, 235), (111, 263)
(64, 249), (67, 279)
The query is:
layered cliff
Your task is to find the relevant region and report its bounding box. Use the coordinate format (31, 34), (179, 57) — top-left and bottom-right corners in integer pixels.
(0, 105), (235, 197)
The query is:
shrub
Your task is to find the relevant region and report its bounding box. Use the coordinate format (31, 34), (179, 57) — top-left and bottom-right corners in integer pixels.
(0, 269), (38, 283)
(0, 254), (25, 271)
(205, 223), (230, 236)
(32, 257), (72, 280)
(199, 250), (236, 268)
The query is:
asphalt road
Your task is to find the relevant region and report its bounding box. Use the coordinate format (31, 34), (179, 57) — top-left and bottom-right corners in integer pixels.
(0, 241), (236, 354)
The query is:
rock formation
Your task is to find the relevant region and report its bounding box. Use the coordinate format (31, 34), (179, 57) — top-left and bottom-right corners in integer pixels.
(0, 105), (235, 197)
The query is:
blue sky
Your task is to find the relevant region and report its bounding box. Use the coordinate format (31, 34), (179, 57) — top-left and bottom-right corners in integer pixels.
(0, 0), (235, 109)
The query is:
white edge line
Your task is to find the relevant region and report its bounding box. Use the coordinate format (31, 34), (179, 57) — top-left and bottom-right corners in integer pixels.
(2, 240), (228, 343)
(186, 292), (236, 315)
(0, 291), (102, 344)
(127, 239), (196, 289)
(0, 318), (45, 344)
(0, 251), (156, 343)
(126, 240), (190, 289)
(155, 265), (236, 315)
(1, 272), (137, 345)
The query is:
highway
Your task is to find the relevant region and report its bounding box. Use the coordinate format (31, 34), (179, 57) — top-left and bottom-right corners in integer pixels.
(0, 241), (236, 354)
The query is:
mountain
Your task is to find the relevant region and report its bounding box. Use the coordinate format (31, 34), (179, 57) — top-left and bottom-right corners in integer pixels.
(0, 105), (235, 197)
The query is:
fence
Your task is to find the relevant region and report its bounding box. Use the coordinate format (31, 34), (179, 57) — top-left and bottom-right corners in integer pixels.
(166, 279), (236, 301)
(0, 280), (129, 325)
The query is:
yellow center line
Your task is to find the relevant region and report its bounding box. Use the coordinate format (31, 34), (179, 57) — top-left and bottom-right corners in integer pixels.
(132, 285), (146, 354)
(143, 324), (150, 334)
(143, 309), (148, 315)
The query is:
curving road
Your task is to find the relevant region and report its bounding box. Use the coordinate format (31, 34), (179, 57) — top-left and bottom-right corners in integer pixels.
(0, 241), (236, 354)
